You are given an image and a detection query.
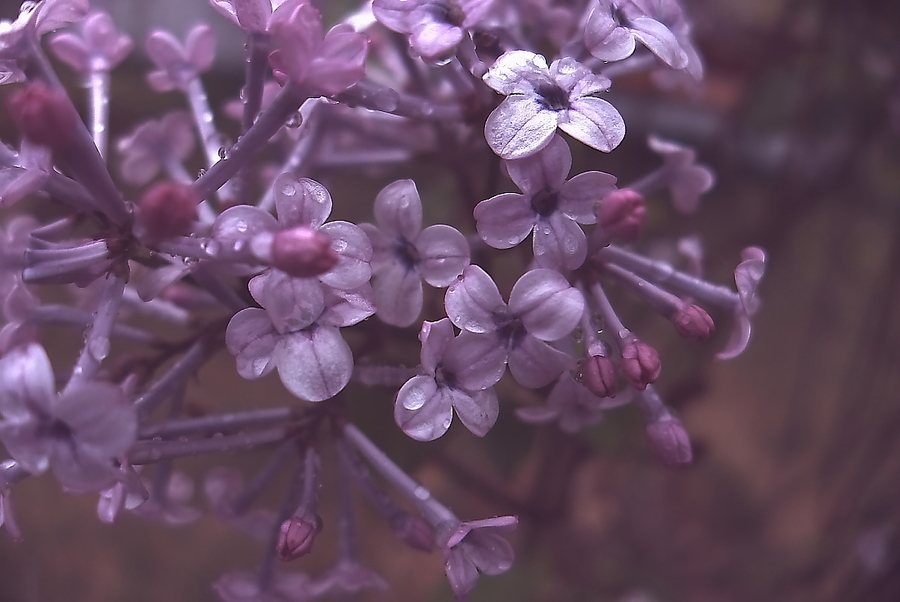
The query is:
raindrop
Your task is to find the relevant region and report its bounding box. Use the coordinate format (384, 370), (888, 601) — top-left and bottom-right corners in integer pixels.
(282, 183), (296, 197)
(202, 240), (221, 257)
(217, 146), (229, 160)
(371, 88), (399, 112)
(197, 169), (206, 178)
(286, 113), (303, 128)
(413, 486), (431, 501)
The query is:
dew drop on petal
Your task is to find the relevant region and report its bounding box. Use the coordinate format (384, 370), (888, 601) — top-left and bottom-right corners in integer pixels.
(282, 183), (296, 197)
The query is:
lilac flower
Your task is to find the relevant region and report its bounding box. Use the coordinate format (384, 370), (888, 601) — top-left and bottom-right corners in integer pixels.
(360, 179), (469, 327)
(116, 112), (196, 185)
(515, 373), (631, 433)
(583, 0), (687, 69)
(438, 515), (518, 599)
(225, 270), (374, 401)
(0, 0), (89, 61)
(719, 246), (765, 359)
(474, 135), (616, 270)
(145, 24), (216, 92)
(210, 0), (288, 32)
(483, 50), (625, 159)
(0, 343), (137, 491)
(444, 266), (583, 388)
(647, 135), (714, 213)
(395, 319), (498, 441)
(372, 0), (494, 61)
(132, 470), (202, 525)
(49, 11), (132, 73)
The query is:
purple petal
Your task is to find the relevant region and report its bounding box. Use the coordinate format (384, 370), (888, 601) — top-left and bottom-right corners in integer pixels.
(443, 331), (507, 391)
(532, 212), (588, 271)
(463, 530), (515, 574)
(374, 179), (422, 241)
(249, 271), (324, 333)
(275, 175), (332, 228)
(735, 247), (766, 314)
(485, 95), (559, 160)
(268, 0), (324, 83)
(0, 422), (50, 475)
(444, 265), (505, 334)
(670, 164), (714, 213)
(275, 327), (354, 402)
(54, 383), (136, 459)
(716, 309), (752, 361)
(48, 32), (89, 71)
(445, 548), (480, 599)
(186, 24), (216, 71)
(585, 22), (636, 62)
(358, 223), (393, 272)
(409, 18), (463, 61)
(505, 134), (571, 195)
(473, 192), (535, 250)
(371, 0), (420, 32)
(0, 343), (55, 422)
(482, 50), (551, 95)
(508, 335), (572, 388)
(559, 97), (625, 153)
(559, 171), (617, 224)
(550, 57), (610, 97)
(318, 221), (373, 290)
(225, 308), (279, 379)
(452, 388), (499, 438)
(416, 225), (470, 287)
(306, 24), (368, 95)
(372, 261), (423, 327)
(629, 16), (687, 69)
(212, 206), (279, 274)
(145, 30), (186, 70)
(320, 284), (376, 327)
(419, 318), (454, 375)
(394, 376), (453, 441)
(34, 0), (89, 35)
(509, 269), (584, 340)
(49, 442), (120, 491)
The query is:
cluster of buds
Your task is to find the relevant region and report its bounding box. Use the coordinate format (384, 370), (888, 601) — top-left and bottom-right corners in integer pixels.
(0, 0), (765, 599)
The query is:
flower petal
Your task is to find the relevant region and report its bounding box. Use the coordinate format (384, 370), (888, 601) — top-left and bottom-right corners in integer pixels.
(374, 179), (422, 241)
(394, 376), (452, 441)
(507, 335), (572, 388)
(226, 308), (279, 379)
(509, 269), (584, 340)
(505, 134), (571, 195)
(275, 175), (332, 228)
(485, 96), (559, 160)
(473, 193), (535, 250)
(318, 221), (373, 290)
(443, 331), (507, 390)
(558, 96), (625, 153)
(559, 171), (617, 224)
(250, 270), (324, 333)
(0, 343), (55, 421)
(419, 318), (454, 375)
(276, 327), (353, 402)
(532, 212), (587, 271)
(416, 224), (470, 287)
(444, 265), (505, 334)
(452, 388), (499, 438)
(372, 261), (423, 328)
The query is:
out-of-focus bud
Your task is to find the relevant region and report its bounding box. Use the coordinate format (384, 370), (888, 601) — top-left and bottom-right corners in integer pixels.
(6, 82), (79, 150)
(137, 182), (199, 242)
(276, 512), (321, 561)
(390, 513), (435, 553)
(646, 412), (692, 467)
(596, 189), (646, 242)
(672, 303), (715, 342)
(581, 354), (618, 398)
(620, 339), (661, 390)
(269, 226), (337, 278)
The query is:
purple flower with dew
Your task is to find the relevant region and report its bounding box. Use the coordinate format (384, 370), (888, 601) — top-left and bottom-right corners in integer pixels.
(210, 0), (289, 32)
(474, 134), (616, 270)
(145, 24), (216, 92)
(372, 0), (494, 61)
(360, 179), (469, 327)
(395, 319), (499, 441)
(49, 11), (132, 73)
(226, 270), (373, 401)
(116, 112), (196, 186)
(515, 372), (631, 433)
(438, 515), (518, 599)
(444, 265), (583, 388)
(0, 343), (137, 491)
(268, 0), (368, 95)
(0, 0), (89, 63)
(483, 50), (625, 159)
(584, 0), (687, 69)
(646, 135), (714, 213)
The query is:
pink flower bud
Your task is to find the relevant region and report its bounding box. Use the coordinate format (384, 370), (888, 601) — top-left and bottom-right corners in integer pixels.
(270, 226), (338, 278)
(6, 82), (79, 150)
(646, 413), (692, 467)
(596, 189), (646, 242)
(137, 182), (199, 241)
(277, 513), (321, 561)
(391, 513), (434, 553)
(581, 354), (618, 398)
(672, 304), (715, 342)
(620, 339), (661, 390)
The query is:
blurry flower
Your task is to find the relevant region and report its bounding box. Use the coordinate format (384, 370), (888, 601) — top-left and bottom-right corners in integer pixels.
(647, 135), (713, 213)
(372, 0), (494, 61)
(438, 515), (517, 599)
(516, 372), (630, 433)
(584, 0), (687, 68)
(117, 112), (196, 186)
(49, 11), (132, 73)
(145, 24), (216, 91)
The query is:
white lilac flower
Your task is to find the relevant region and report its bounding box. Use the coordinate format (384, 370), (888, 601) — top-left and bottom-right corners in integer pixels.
(394, 319), (499, 441)
(444, 265), (583, 389)
(0, 343), (137, 491)
(583, 0), (687, 69)
(360, 179), (469, 327)
(483, 50), (625, 160)
(474, 134), (617, 270)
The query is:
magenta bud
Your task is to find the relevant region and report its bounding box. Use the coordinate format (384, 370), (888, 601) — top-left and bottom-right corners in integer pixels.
(646, 413), (693, 467)
(672, 304), (715, 342)
(277, 513), (321, 561)
(270, 226), (338, 278)
(137, 182), (199, 242)
(391, 513), (435, 552)
(6, 82), (79, 150)
(596, 189), (647, 242)
(620, 339), (661, 390)
(581, 354), (618, 398)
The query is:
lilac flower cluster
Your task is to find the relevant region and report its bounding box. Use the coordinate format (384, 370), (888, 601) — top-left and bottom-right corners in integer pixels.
(0, 0), (764, 599)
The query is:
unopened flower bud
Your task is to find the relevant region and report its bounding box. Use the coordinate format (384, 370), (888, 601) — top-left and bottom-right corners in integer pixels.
(277, 513), (321, 561)
(6, 82), (79, 150)
(672, 304), (715, 342)
(390, 513), (435, 552)
(620, 339), (661, 390)
(270, 226), (337, 278)
(581, 354), (618, 398)
(596, 189), (646, 242)
(137, 182), (199, 242)
(646, 412), (692, 467)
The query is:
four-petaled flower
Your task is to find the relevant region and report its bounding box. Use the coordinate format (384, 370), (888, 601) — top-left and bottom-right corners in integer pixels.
(483, 50), (625, 159)
(584, 0), (687, 69)
(372, 0), (494, 61)
(145, 24), (216, 92)
(438, 515), (518, 599)
(474, 134), (617, 270)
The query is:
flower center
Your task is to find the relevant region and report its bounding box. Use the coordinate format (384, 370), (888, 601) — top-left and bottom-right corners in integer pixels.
(393, 237), (420, 271)
(427, 1), (466, 27)
(39, 417), (73, 441)
(530, 188), (560, 217)
(493, 309), (527, 350)
(536, 83), (570, 111)
(434, 365), (459, 389)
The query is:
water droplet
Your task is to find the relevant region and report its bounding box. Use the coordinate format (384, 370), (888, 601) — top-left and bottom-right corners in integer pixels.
(197, 169), (206, 178)
(202, 240), (221, 257)
(217, 146), (229, 160)
(282, 183), (296, 197)
(617, 328), (630, 339)
(88, 336), (110, 361)
(371, 88), (399, 112)
(413, 486), (431, 501)
(286, 113), (303, 128)
(441, 416), (452, 429)
(572, 327), (584, 343)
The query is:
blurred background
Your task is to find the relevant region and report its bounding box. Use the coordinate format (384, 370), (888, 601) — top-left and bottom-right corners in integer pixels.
(1, 0), (900, 600)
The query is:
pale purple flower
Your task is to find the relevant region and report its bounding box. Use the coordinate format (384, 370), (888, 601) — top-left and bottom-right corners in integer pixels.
(0, 0), (89, 58)
(719, 246), (765, 360)
(474, 135), (616, 270)
(360, 179), (469, 327)
(515, 373), (631, 433)
(372, 0), (494, 61)
(210, 0), (288, 32)
(584, 0), (687, 69)
(49, 11), (132, 73)
(0, 343), (137, 491)
(145, 24), (216, 92)
(444, 266), (583, 388)
(483, 51), (625, 159)
(647, 135), (714, 213)
(225, 270), (374, 401)
(395, 319), (499, 441)
(438, 515), (517, 599)
(117, 112), (196, 185)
